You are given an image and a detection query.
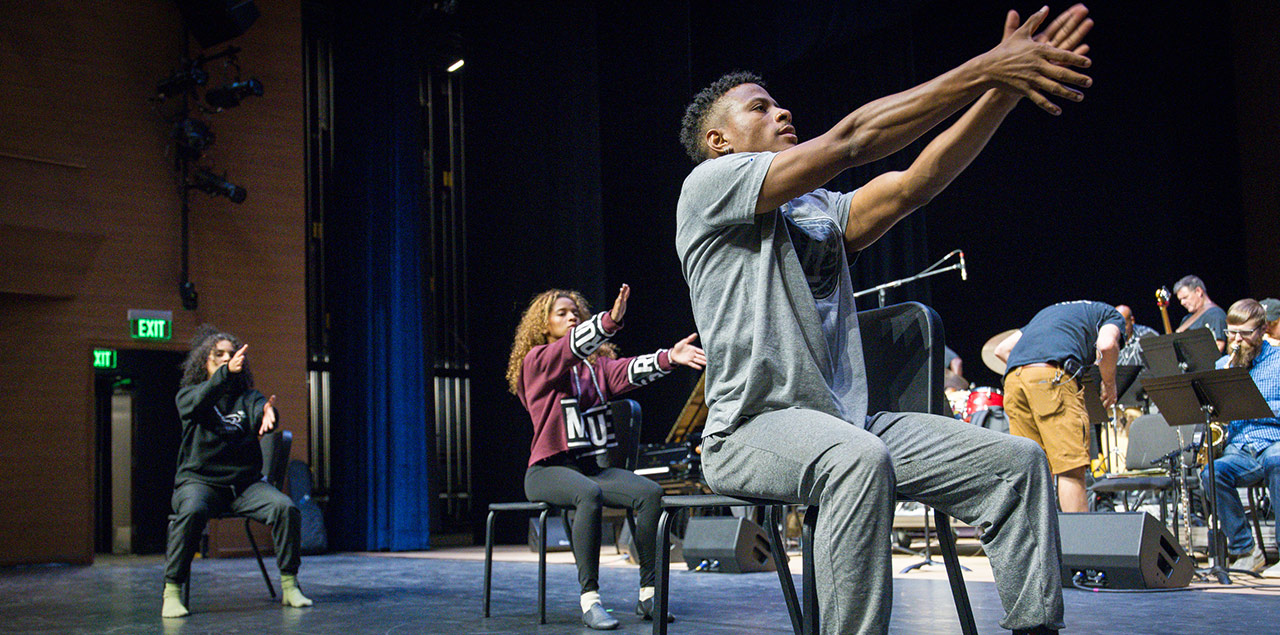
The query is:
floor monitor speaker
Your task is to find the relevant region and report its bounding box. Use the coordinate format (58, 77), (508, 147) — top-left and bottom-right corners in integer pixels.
(681, 516), (776, 573)
(1058, 511), (1192, 589)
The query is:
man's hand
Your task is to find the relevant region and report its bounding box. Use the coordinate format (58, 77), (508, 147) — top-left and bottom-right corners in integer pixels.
(1032, 3), (1093, 56)
(981, 6), (1092, 115)
(669, 333), (707, 370)
(259, 395), (277, 438)
(1100, 381), (1117, 409)
(609, 284), (630, 325)
(228, 345), (248, 373)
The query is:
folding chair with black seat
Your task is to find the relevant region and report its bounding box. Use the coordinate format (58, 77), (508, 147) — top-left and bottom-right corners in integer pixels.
(653, 302), (976, 635)
(170, 429), (292, 607)
(482, 399), (642, 624)
(1089, 414), (1181, 522)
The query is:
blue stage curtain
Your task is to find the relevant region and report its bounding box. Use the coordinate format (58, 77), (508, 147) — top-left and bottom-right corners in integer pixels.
(325, 0), (432, 551)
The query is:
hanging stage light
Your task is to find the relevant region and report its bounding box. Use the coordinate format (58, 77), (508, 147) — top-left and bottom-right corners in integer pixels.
(172, 118), (215, 161)
(155, 62), (209, 99)
(204, 77), (264, 111)
(189, 168), (247, 204)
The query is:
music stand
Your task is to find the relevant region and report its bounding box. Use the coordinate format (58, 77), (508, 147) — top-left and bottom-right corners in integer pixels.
(1141, 367), (1272, 583)
(1141, 330), (1222, 375)
(1080, 365), (1143, 475)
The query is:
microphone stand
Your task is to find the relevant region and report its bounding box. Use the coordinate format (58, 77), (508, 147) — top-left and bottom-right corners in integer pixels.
(853, 250), (965, 307)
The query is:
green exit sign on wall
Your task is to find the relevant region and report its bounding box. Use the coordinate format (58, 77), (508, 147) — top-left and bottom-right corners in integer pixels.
(92, 348), (117, 369)
(128, 309), (173, 341)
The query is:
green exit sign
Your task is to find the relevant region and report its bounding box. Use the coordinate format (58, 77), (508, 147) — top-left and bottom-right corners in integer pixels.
(93, 349), (117, 369)
(128, 309), (173, 341)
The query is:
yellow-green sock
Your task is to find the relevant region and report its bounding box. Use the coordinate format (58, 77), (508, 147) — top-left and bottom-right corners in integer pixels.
(281, 574), (314, 607)
(161, 582), (189, 618)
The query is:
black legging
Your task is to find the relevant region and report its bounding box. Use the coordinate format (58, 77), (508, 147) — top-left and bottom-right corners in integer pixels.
(524, 454), (663, 594)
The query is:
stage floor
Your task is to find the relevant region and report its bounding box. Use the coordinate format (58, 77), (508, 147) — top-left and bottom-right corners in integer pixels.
(2, 547), (1277, 634)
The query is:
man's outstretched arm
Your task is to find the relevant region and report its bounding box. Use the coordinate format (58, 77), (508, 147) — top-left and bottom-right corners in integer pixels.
(756, 6), (1091, 215)
(840, 6), (1093, 249)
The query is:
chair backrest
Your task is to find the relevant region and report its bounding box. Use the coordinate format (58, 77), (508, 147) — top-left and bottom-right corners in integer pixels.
(1124, 414), (1182, 470)
(607, 399), (642, 471)
(857, 302), (949, 417)
(260, 429), (292, 490)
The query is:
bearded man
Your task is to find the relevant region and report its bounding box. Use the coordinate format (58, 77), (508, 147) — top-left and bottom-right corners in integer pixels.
(1201, 299), (1280, 577)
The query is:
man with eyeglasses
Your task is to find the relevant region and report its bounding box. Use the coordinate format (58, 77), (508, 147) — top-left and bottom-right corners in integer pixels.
(1202, 298), (1280, 577)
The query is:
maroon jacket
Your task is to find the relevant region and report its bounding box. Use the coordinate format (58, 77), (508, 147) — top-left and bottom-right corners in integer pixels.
(519, 311), (673, 467)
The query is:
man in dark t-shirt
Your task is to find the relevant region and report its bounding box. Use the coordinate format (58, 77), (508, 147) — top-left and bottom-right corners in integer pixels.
(994, 301), (1124, 512)
(1174, 274), (1227, 352)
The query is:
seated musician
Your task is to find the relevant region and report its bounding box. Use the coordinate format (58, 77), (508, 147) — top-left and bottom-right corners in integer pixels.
(1173, 275), (1228, 352)
(1260, 297), (1280, 346)
(1115, 304), (1159, 366)
(506, 285), (705, 629)
(1200, 299), (1280, 577)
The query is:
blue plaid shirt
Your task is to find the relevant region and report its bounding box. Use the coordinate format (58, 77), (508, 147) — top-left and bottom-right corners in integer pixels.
(1216, 341), (1280, 452)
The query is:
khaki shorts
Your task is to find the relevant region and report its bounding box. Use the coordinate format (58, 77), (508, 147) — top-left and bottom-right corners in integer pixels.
(1003, 365), (1090, 475)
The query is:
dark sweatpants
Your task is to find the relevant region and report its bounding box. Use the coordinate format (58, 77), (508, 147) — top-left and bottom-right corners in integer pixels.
(164, 479), (302, 584)
(524, 456), (663, 594)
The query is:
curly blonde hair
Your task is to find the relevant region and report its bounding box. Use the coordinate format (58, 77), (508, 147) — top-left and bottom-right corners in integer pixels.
(506, 289), (618, 395)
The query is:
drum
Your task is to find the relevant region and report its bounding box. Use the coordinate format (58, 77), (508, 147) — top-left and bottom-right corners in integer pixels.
(964, 387), (1004, 422)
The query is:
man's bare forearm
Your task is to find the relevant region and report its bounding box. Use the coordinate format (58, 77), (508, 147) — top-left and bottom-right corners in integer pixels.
(897, 89), (1019, 208)
(828, 57), (993, 168)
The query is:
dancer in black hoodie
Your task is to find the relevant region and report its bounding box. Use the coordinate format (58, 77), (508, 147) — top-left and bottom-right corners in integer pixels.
(161, 325), (313, 618)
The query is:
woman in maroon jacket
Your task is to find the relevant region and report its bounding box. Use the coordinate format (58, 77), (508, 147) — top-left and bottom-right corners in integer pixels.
(506, 284), (705, 630)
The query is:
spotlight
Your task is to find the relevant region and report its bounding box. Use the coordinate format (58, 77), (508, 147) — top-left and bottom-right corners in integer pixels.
(189, 168), (247, 204)
(155, 63), (209, 99)
(447, 59), (464, 72)
(172, 118), (215, 161)
(204, 77), (264, 111)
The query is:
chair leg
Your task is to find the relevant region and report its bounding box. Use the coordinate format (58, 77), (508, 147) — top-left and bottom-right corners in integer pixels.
(243, 518), (276, 599)
(933, 509), (977, 635)
(1248, 487), (1267, 557)
(765, 506), (803, 635)
(538, 508), (548, 625)
(654, 508), (675, 635)
(483, 509), (495, 618)
(801, 506), (818, 635)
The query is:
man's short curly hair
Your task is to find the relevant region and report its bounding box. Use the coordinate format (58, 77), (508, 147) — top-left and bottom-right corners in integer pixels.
(679, 71), (765, 164)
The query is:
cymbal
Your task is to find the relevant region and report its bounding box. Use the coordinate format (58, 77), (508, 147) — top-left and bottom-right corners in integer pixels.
(981, 329), (1019, 375)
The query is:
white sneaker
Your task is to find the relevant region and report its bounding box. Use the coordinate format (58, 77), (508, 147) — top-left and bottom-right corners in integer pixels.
(1231, 544), (1267, 573)
(1262, 561), (1280, 579)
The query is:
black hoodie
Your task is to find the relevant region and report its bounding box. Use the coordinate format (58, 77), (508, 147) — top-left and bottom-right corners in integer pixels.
(173, 364), (269, 489)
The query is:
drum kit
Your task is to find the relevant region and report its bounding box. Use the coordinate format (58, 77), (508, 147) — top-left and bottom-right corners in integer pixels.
(945, 329), (1019, 421)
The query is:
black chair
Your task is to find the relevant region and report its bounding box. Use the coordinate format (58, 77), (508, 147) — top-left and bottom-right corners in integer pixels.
(653, 302), (976, 635)
(483, 399), (642, 624)
(1089, 414), (1180, 522)
(171, 429), (292, 607)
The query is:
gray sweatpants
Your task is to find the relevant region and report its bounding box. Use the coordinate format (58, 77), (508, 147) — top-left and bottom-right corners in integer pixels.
(702, 408), (1063, 634)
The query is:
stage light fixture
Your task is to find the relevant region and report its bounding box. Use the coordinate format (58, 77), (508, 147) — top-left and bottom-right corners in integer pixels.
(204, 77), (264, 111)
(447, 59), (464, 72)
(172, 118), (215, 161)
(189, 168), (247, 204)
(155, 63), (209, 99)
